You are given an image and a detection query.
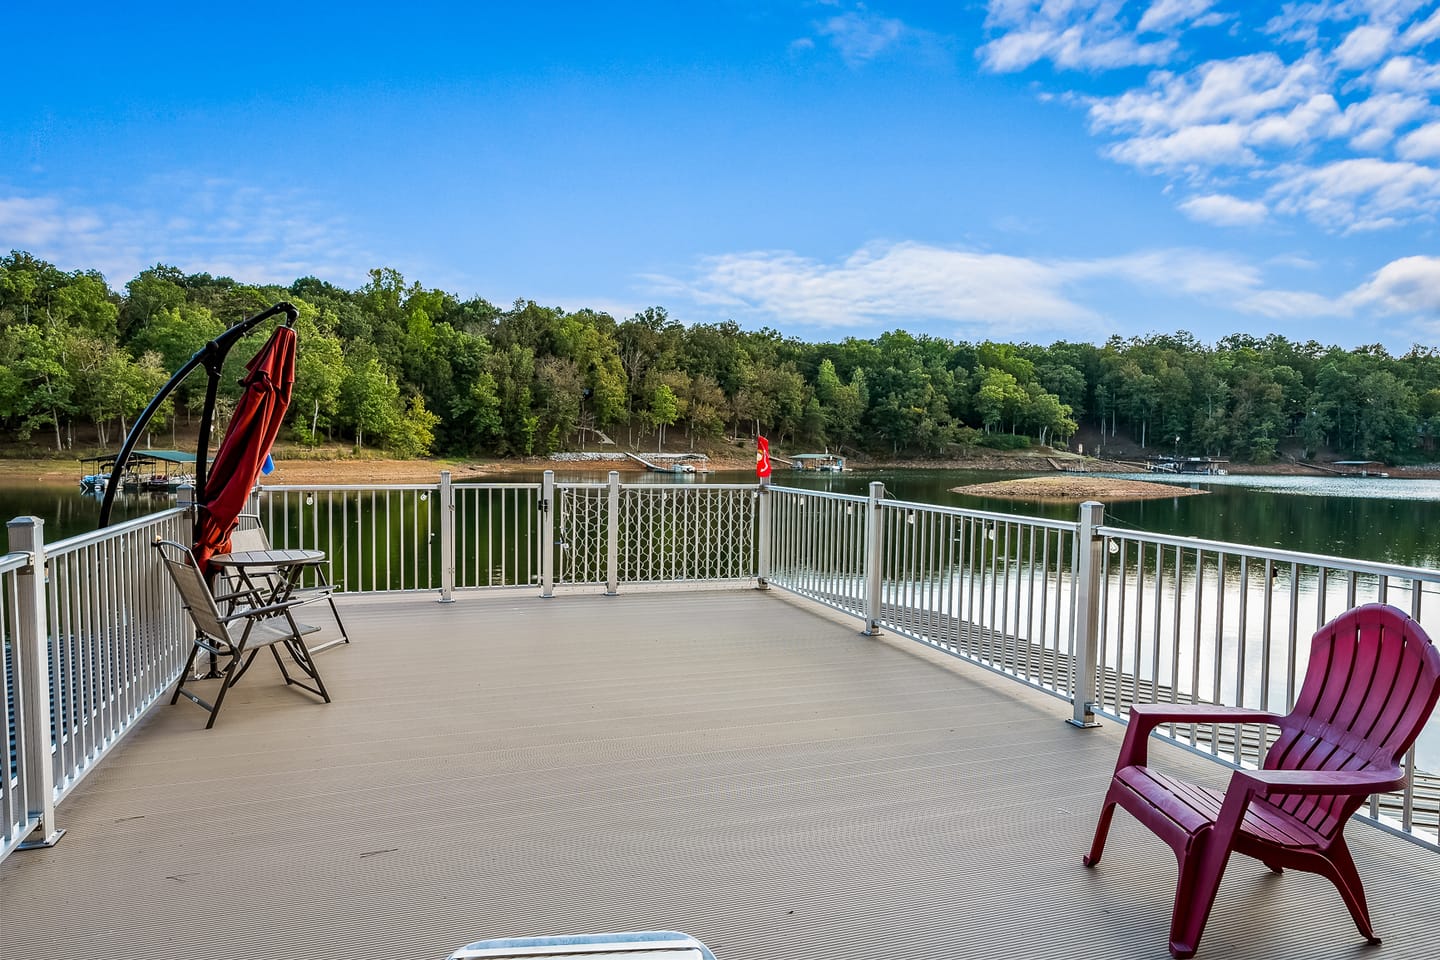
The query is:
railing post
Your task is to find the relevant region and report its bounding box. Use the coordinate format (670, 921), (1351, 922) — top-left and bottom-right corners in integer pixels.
(8, 517), (64, 849)
(606, 471), (620, 596)
(756, 483), (771, 589)
(1069, 500), (1104, 728)
(863, 481), (885, 636)
(438, 470), (455, 603)
(540, 470), (556, 598)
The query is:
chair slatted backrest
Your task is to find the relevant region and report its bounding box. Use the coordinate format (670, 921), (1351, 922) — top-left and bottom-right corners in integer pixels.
(229, 524), (270, 553)
(156, 541), (233, 645)
(1265, 603), (1440, 836)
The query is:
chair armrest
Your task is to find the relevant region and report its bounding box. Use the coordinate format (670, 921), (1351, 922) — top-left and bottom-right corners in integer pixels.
(219, 598), (308, 622)
(1128, 702), (1282, 740)
(1116, 704), (1284, 769)
(1231, 767), (1407, 798)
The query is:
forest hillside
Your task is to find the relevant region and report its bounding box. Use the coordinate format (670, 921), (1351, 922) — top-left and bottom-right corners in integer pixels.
(3, 250), (1437, 465)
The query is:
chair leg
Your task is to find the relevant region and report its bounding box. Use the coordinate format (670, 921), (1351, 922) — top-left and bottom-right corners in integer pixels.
(1314, 840), (1380, 944)
(325, 594), (350, 643)
(204, 656), (244, 729)
(170, 644), (202, 705)
(1168, 829), (1241, 959)
(1083, 786), (1120, 867)
(285, 639), (332, 702)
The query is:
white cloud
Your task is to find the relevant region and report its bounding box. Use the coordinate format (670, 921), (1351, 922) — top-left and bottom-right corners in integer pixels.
(1248, 94), (1342, 147)
(661, 241), (1096, 331)
(1400, 7), (1440, 47)
(653, 241), (1440, 343)
(1333, 91), (1431, 151)
(1372, 54), (1440, 91)
(651, 240), (1275, 338)
(1088, 54), (1326, 135)
(1179, 193), (1270, 225)
(1106, 123), (1256, 170)
(1011, 4), (1440, 232)
(1075, 247), (1264, 296)
(818, 10), (908, 66)
(1397, 120), (1440, 159)
(1239, 288), (1352, 317)
(1138, 0), (1222, 34)
(979, 0), (1180, 72)
(0, 181), (370, 288)
(1347, 255), (1440, 313)
(1333, 24), (1396, 69)
(0, 195), (103, 248)
(1268, 157), (1440, 231)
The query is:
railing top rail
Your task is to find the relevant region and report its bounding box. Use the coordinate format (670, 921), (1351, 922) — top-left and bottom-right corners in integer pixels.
(1096, 523), (1440, 583)
(878, 495), (1082, 533)
(767, 485), (868, 505)
(259, 483), (441, 492)
(616, 483), (758, 493)
(452, 482), (544, 491)
(0, 550), (27, 574)
(37, 506), (188, 557)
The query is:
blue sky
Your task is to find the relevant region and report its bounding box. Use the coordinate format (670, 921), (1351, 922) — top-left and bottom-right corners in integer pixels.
(3, 1), (1439, 351)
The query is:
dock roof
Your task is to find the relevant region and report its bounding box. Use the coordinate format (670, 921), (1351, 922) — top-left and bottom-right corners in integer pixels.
(79, 449), (198, 467)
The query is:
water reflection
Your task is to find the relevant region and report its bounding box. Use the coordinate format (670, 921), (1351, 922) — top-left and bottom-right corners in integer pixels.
(9, 467), (1440, 570)
(0, 484), (166, 546)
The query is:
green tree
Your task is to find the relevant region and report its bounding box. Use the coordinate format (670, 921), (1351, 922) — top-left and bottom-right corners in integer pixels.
(647, 383), (680, 452)
(0, 324), (76, 449)
(292, 332), (346, 444)
(338, 355), (400, 450)
(388, 395), (441, 458)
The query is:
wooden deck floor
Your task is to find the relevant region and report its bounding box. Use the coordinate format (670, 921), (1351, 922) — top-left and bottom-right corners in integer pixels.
(2, 588), (1437, 960)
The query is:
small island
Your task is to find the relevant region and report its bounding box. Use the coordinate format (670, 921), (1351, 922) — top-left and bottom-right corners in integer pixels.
(953, 476), (1210, 502)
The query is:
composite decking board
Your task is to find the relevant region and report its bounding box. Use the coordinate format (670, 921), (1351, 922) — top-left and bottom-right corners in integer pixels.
(0, 589), (1436, 960)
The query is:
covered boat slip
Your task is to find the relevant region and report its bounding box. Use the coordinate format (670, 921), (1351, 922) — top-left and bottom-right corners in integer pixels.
(2, 589), (1436, 960)
(78, 449), (199, 492)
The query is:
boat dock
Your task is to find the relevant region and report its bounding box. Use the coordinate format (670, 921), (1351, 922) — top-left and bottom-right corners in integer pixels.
(622, 451), (708, 473)
(4, 588), (1437, 960)
(1145, 455), (1228, 475)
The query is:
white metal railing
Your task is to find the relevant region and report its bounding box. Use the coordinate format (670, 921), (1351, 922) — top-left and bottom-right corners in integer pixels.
(1091, 522), (1440, 847)
(2, 549), (34, 860)
(765, 483), (1084, 701)
(766, 486), (871, 621)
(763, 487), (1440, 851)
(6, 477), (1440, 864)
(257, 484), (442, 593)
(255, 471), (759, 599)
(454, 481), (542, 590)
(3, 508), (192, 859)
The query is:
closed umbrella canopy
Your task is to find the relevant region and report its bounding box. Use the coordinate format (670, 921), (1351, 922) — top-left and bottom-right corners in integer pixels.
(193, 325), (297, 574)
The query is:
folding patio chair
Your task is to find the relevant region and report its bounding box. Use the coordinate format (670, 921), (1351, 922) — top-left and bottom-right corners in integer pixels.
(1083, 603), (1440, 958)
(222, 514), (350, 646)
(155, 538), (332, 728)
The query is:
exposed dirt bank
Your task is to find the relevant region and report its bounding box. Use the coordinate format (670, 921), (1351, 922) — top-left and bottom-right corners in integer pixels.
(6, 448), (1440, 486)
(954, 476), (1209, 502)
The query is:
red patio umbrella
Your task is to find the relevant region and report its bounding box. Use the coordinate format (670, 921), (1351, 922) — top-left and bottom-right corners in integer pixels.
(193, 324), (297, 574)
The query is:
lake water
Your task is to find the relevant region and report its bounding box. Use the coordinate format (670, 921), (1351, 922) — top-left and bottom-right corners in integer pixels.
(733, 468), (1440, 569)
(8, 467), (1439, 771)
(5, 467), (1440, 569)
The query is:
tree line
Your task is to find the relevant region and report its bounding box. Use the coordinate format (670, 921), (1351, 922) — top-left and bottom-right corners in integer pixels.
(2, 250), (1437, 464)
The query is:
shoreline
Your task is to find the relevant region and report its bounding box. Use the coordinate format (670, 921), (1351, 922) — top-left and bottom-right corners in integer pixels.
(6, 452), (1440, 486)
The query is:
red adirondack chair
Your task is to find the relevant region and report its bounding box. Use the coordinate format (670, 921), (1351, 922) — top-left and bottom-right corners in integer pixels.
(1083, 603), (1440, 958)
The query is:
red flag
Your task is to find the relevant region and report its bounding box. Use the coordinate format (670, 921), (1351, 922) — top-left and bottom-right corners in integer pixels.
(756, 436), (772, 479)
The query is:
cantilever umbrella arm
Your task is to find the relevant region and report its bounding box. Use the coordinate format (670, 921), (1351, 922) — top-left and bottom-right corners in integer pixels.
(98, 302), (298, 529)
